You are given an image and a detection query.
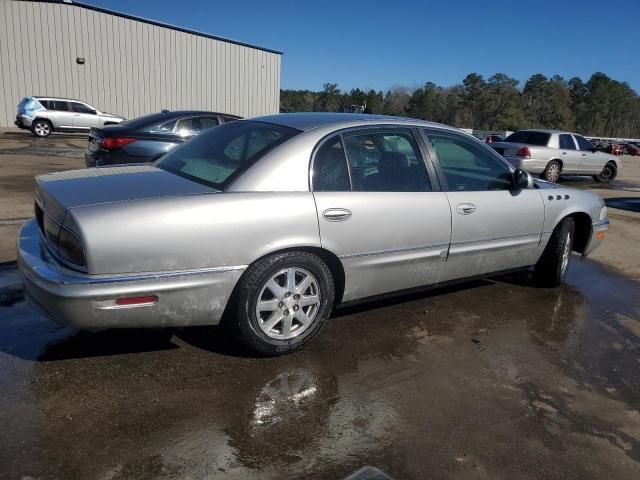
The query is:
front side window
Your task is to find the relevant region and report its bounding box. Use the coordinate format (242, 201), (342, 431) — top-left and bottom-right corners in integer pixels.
(312, 137), (350, 191)
(574, 135), (595, 151)
(342, 129), (431, 192)
(425, 130), (513, 191)
(559, 134), (576, 150)
(71, 102), (95, 114)
(156, 120), (299, 189)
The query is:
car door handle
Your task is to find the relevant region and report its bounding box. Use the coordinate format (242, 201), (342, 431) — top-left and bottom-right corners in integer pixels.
(562, 152), (567, 155)
(323, 208), (352, 222)
(456, 203), (477, 215)
(582, 153), (587, 156)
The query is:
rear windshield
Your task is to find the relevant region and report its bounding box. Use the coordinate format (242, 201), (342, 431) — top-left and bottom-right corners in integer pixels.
(156, 120), (300, 189)
(504, 131), (551, 146)
(117, 112), (176, 130)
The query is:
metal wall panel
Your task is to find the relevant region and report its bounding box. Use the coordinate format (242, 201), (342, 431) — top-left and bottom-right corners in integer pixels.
(0, 0), (281, 127)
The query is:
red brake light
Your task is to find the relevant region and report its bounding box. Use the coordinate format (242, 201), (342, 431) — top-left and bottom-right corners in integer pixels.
(101, 137), (136, 150)
(516, 147), (531, 158)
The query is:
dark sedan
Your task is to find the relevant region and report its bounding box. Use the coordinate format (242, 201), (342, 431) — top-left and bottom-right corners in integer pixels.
(85, 110), (240, 167)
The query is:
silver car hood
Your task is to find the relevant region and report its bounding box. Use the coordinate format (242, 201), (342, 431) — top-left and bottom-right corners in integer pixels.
(35, 165), (215, 216)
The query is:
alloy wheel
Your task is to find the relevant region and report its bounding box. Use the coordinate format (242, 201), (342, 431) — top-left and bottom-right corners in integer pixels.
(255, 267), (321, 340)
(547, 164), (560, 182)
(34, 122), (50, 136)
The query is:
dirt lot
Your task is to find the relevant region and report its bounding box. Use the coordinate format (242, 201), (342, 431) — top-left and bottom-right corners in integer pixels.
(0, 129), (639, 480)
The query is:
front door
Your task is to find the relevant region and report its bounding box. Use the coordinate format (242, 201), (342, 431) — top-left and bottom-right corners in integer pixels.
(421, 129), (545, 283)
(573, 134), (605, 174)
(70, 102), (99, 130)
(311, 128), (451, 302)
(558, 133), (581, 174)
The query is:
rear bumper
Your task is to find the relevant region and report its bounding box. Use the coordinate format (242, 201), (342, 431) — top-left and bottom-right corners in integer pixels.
(503, 156), (548, 174)
(583, 219), (609, 256)
(84, 148), (154, 167)
(15, 114), (33, 129)
(18, 219), (245, 329)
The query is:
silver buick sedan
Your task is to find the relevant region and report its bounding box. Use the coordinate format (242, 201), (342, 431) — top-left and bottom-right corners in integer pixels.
(18, 113), (609, 355)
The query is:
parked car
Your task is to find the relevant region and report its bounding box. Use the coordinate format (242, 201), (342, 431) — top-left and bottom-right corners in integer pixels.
(490, 129), (621, 183)
(627, 143), (640, 156)
(84, 110), (241, 167)
(18, 113), (609, 355)
(485, 133), (505, 144)
(15, 96), (124, 137)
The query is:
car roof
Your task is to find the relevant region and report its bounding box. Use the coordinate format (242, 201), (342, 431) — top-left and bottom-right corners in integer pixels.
(251, 112), (450, 132)
(33, 96), (89, 103)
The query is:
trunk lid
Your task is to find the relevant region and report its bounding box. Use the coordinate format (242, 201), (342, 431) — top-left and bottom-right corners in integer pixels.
(490, 141), (535, 156)
(35, 165), (217, 217)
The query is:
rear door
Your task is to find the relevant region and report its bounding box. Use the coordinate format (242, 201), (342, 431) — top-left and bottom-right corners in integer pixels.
(421, 129), (544, 282)
(558, 133), (581, 174)
(312, 127), (451, 302)
(47, 100), (74, 129)
(70, 102), (99, 130)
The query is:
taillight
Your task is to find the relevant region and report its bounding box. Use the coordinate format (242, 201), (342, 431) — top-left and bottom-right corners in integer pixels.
(101, 137), (136, 150)
(516, 147), (531, 158)
(57, 228), (86, 267)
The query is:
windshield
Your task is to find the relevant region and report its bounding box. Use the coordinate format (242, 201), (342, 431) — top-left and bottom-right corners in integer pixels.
(156, 120), (300, 189)
(504, 131), (551, 146)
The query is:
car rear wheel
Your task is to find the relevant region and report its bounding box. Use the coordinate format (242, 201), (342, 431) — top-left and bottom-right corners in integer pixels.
(232, 251), (335, 356)
(32, 119), (52, 138)
(533, 217), (575, 287)
(542, 160), (561, 183)
(594, 162), (617, 183)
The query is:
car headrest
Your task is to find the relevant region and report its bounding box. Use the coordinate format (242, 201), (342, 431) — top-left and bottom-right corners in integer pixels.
(378, 152), (410, 176)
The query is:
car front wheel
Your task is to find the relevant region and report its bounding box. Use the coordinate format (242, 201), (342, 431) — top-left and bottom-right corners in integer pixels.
(594, 162), (617, 183)
(232, 251), (335, 356)
(32, 119), (52, 138)
(534, 217), (575, 287)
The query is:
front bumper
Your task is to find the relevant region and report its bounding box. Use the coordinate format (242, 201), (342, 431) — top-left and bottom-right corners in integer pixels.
(584, 219), (609, 256)
(18, 219), (245, 329)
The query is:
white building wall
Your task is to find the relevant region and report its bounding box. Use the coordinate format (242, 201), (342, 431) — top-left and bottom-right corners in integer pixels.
(0, 0), (281, 127)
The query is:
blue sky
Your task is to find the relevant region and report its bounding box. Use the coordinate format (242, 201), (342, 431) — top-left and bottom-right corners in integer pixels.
(88, 0), (639, 93)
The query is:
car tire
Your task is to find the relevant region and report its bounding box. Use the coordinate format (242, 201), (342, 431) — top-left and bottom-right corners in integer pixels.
(595, 162), (617, 183)
(32, 119), (52, 138)
(232, 251), (335, 356)
(533, 217), (575, 287)
(542, 160), (562, 183)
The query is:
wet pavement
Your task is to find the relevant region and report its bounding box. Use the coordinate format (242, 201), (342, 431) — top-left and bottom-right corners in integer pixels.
(1, 258), (639, 479)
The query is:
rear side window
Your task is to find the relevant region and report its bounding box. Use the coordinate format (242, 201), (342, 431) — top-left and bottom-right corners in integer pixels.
(156, 120), (299, 189)
(38, 100), (51, 109)
(199, 117), (220, 131)
(51, 101), (69, 112)
(342, 129), (431, 192)
(504, 131), (551, 146)
(559, 134), (576, 150)
(149, 119), (178, 133)
(312, 137), (350, 191)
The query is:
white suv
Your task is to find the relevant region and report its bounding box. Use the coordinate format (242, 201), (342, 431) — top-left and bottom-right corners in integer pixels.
(15, 96), (125, 137)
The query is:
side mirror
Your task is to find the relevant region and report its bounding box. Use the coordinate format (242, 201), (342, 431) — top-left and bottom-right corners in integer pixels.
(514, 169), (534, 190)
(89, 109), (97, 115)
(591, 147), (597, 153)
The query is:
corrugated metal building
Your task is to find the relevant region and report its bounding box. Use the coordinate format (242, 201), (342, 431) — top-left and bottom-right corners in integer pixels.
(0, 0), (282, 127)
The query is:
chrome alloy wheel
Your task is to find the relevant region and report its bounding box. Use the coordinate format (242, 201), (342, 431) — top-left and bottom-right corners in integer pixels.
(560, 232), (572, 275)
(547, 163), (560, 182)
(34, 122), (50, 136)
(255, 267), (321, 340)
